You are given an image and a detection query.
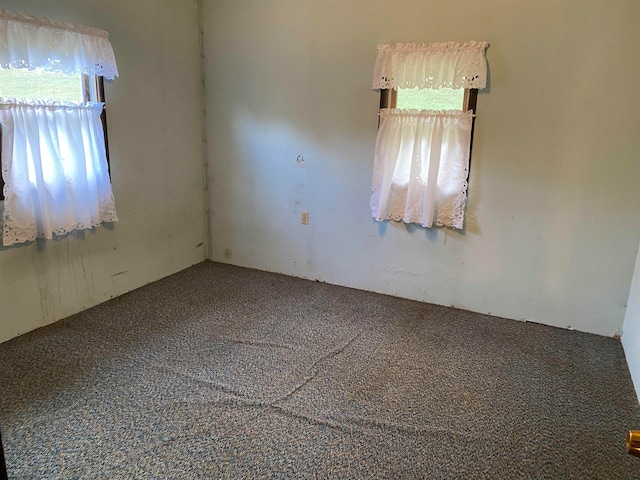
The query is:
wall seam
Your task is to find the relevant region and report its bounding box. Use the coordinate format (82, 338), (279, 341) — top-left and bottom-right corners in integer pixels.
(197, 0), (212, 261)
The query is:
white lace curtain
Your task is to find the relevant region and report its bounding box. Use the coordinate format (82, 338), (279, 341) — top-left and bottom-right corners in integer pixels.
(371, 109), (473, 229)
(0, 9), (118, 246)
(0, 9), (118, 78)
(1, 101), (118, 245)
(371, 42), (487, 229)
(372, 41), (488, 90)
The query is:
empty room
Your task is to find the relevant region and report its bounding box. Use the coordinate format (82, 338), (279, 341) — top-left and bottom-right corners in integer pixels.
(0, 0), (639, 478)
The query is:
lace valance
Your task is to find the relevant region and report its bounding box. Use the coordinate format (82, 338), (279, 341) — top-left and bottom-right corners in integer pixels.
(0, 9), (118, 79)
(372, 41), (488, 90)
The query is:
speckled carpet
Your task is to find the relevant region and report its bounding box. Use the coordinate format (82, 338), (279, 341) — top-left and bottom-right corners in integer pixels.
(0, 261), (639, 479)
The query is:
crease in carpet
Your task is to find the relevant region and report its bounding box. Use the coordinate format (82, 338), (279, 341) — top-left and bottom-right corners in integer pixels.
(2, 262), (640, 479)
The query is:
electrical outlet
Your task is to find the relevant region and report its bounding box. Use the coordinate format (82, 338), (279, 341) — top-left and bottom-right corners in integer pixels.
(301, 211), (309, 225)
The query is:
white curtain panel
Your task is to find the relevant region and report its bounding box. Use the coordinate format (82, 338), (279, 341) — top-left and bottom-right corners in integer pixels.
(0, 9), (118, 79)
(371, 109), (474, 229)
(0, 100), (118, 246)
(372, 42), (488, 91)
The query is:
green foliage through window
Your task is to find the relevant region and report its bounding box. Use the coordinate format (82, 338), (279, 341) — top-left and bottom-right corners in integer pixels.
(396, 87), (464, 110)
(0, 67), (83, 102)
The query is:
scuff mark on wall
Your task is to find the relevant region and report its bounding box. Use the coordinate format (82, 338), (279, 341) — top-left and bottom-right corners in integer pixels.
(78, 241), (96, 306)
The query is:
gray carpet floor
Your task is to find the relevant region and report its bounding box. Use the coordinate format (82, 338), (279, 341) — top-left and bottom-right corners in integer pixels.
(1, 261), (639, 479)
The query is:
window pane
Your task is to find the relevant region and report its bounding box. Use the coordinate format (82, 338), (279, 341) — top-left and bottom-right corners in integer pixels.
(0, 67), (84, 102)
(396, 87), (464, 110)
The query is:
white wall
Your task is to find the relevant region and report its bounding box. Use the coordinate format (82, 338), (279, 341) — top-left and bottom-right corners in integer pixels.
(203, 0), (640, 337)
(623, 243), (640, 401)
(3, 0), (637, 344)
(0, 0), (206, 343)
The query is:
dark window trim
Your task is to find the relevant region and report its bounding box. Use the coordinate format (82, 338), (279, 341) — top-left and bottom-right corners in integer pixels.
(464, 88), (478, 114)
(93, 76), (111, 174)
(463, 89), (479, 176)
(0, 128), (3, 202)
(379, 88), (397, 110)
(0, 75), (110, 201)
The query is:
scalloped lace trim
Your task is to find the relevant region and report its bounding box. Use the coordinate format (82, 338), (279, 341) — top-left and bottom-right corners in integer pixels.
(2, 171), (119, 246)
(370, 180), (468, 230)
(2, 207), (119, 246)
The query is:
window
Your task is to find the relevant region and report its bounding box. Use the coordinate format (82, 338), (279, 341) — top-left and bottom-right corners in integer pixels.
(0, 9), (118, 246)
(371, 42), (488, 229)
(0, 67), (84, 102)
(0, 69), (110, 201)
(381, 87), (476, 113)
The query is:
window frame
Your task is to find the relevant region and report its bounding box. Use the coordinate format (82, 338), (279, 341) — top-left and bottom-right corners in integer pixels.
(87, 75), (111, 172)
(0, 74), (110, 201)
